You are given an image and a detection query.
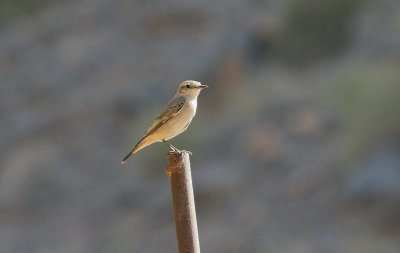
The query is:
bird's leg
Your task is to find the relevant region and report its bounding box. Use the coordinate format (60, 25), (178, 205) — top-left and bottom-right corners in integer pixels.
(162, 140), (192, 155)
(162, 140), (178, 152)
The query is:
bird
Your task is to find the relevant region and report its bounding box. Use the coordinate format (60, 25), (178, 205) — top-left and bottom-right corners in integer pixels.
(121, 80), (208, 163)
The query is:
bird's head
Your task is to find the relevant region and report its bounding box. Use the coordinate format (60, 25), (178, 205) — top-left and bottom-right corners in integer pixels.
(177, 80), (208, 98)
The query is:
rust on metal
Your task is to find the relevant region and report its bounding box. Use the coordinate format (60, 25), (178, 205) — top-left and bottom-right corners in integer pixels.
(166, 151), (200, 253)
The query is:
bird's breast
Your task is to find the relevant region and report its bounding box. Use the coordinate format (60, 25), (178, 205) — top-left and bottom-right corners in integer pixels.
(152, 98), (197, 140)
(188, 99), (197, 111)
(176, 99), (197, 122)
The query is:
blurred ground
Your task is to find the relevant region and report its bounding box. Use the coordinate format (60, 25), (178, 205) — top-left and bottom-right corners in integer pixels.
(1, 0), (400, 252)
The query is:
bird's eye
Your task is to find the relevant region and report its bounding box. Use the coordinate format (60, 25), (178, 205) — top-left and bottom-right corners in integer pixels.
(186, 84), (190, 88)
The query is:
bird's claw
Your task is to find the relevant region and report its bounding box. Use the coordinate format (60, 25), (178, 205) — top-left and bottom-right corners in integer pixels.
(182, 150), (192, 155)
(168, 150), (192, 155)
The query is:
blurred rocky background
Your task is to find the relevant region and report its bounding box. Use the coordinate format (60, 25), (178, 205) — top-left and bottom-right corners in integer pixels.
(1, 0), (400, 252)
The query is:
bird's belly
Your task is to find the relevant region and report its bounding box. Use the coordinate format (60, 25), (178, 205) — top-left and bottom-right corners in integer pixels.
(154, 103), (196, 140)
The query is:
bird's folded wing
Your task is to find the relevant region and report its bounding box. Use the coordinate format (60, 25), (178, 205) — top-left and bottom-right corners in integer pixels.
(142, 96), (186, 138)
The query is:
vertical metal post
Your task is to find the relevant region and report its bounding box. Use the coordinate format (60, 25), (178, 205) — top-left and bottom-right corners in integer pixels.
(166, 152), (200, 253)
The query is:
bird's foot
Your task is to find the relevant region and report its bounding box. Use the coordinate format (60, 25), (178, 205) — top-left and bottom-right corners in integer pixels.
(163, 140), (191, 155)
(183, 150), (192, 155)
(168, 149), (192, 155)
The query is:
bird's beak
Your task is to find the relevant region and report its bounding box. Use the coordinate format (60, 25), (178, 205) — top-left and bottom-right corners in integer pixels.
(198, 85), (208, 89)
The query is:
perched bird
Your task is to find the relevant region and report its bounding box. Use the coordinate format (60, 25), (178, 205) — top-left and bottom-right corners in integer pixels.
(122, 80), (208, 163)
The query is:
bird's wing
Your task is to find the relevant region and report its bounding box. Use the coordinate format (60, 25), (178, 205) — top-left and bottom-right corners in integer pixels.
(142, 95), (186, 138)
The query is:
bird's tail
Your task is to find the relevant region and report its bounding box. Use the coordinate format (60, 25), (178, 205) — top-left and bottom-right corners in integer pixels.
(121, 137), (146, 164)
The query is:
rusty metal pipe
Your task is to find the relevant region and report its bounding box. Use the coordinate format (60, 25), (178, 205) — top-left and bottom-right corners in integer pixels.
(166, 152), (200, 253)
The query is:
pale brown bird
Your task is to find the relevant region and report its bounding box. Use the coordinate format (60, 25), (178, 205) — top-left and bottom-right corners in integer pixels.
(122, 80), (208, 163)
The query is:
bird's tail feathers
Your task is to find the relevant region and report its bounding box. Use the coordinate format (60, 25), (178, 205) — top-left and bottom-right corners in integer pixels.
(121, 137), (146, 164)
